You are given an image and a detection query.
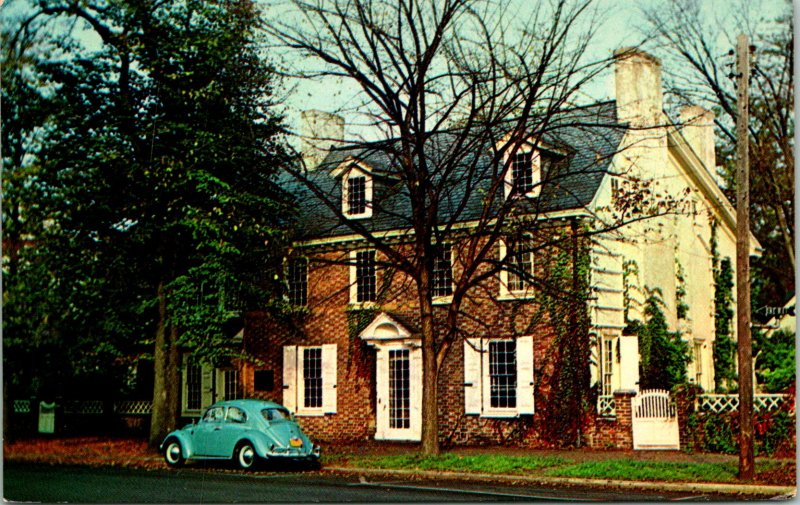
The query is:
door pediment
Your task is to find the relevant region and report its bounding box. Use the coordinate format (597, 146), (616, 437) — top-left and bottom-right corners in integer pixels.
(359, 312), (416, 343)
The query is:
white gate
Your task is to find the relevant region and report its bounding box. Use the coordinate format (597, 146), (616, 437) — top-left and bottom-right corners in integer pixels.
(632, 389), (680, 450)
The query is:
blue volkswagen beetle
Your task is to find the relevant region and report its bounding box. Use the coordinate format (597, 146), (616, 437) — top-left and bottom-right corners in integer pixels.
(160, 399), (321, 470)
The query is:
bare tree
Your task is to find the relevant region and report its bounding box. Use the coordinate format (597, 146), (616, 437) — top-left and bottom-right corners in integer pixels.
(265, 0), (677, 454)
(641, 0), (794, 308)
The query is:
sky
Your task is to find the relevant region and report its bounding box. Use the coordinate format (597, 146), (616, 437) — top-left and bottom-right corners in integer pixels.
(1, 0), (790, 143)
(268, 0), (789, 143)
(276, 0), (646, 140)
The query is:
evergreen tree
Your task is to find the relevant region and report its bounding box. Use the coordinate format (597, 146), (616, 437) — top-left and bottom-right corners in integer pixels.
(2, 0), (291, 445)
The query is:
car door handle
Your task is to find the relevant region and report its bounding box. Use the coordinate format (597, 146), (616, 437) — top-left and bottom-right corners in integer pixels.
(214, 426), (222, 431)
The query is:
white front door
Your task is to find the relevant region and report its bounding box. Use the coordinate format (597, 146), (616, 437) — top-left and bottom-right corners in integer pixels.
(375, 345), (422, 441)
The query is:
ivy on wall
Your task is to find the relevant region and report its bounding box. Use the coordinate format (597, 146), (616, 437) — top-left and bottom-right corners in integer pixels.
(675, 258), (689, 321)
(630, 291), (691, 390)
(710, 220), (736, 392)
(536, 223), (592, 447)
(622, 259), (639, 328)
(345, 306), (379, 379)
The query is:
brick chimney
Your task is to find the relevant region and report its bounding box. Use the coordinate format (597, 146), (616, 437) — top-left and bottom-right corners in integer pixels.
(614, 48), (663, 127)
(300, 110), (345, 170)
(679, 105), (716, 172)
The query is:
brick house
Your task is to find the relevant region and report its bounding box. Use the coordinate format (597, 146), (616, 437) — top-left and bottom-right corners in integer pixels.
(181, 48), (752, 447)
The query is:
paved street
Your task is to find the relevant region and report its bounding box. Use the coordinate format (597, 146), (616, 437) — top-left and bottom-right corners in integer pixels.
(4, 462), (740, 502)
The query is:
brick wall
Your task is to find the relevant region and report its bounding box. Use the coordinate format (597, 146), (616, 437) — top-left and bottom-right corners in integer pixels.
(242, 225), (603, 447)
(584, 390), (635, 450)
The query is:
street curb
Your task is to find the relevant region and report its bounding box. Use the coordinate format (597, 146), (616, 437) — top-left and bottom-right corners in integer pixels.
(324, 466), (797, 497)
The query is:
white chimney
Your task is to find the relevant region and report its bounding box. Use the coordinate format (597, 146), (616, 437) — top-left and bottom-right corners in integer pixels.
(300, 110), (345, 170)
(679, 105), (716, 172)
(614, 48), (663, 127)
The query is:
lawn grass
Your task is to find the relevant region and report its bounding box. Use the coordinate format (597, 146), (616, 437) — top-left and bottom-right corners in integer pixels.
(544, 459), (739, 483)
(346, 453), (565, 474)
(340, 453), (793, 484)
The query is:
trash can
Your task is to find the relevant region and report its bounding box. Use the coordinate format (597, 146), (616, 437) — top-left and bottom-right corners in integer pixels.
(38, 401), (56, 434)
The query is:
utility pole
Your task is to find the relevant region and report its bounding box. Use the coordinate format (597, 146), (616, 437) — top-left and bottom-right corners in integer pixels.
(735, 33), (754, 482)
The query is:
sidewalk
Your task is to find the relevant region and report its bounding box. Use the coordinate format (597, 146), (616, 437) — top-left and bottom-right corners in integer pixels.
(4, 437), (796, 498)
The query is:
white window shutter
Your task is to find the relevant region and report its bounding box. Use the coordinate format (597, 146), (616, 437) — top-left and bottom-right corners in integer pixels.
(516, 336), (535, 414)
(619, 335), (639, 391)
(322, 344), (338, 414)
(409, 347), (422, 439)
(349, 251), (357, 303)
(463, 339), (482, 415)
(530, 150), (541, 197)
(364, 175), (374, 218)
(282, 346), (297, 413)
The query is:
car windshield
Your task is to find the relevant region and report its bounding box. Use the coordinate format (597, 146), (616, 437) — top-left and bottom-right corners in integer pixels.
(261, 408), (292, 422)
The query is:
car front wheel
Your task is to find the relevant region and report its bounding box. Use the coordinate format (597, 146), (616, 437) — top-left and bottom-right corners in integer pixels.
(235, 441), (258, 470)
(164, 439), (185, 468)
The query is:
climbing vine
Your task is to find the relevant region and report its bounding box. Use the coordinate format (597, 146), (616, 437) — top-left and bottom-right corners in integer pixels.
(675, 258), (689, 321)
(710, 220), (736, 392)
(630, 291), (691, 390)
(536, 224), (592, 447)
(622, 259), (640, 329)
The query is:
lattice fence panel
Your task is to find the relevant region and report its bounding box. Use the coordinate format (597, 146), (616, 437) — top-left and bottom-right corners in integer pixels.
(13, 400), (31, 414)
(597, 395), (616, 417)
(114, 401), (152, 415)
(63, 400), (104, 415)
(698, 394), (790, 413)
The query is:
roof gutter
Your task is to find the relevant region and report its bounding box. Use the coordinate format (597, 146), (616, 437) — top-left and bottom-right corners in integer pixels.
(292, 208), (592, 248)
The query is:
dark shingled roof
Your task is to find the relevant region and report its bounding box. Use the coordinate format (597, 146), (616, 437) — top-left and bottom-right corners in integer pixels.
(282, 101), (626, 241)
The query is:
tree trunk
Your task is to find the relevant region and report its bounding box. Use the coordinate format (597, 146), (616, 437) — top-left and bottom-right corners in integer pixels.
(148, 282), (181, 448)
(418, 272), (440, 456)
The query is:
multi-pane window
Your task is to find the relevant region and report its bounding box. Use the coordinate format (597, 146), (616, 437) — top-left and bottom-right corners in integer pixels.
(512, 151), (534, 194)
(432, 243), (453, 298)
(288, 258), (308, 306)
(506, 241), (534, 292)
(347, 176), (367, 215)
(389, 349), (411, 429)
(355, 250), (377, 303)
(489, 340), (517, 409)
(602, 339), (614, 396)
(284, 344), (337, 415)
(694, 342), (703, 385)
(302, 348), (323, 409)
(186, 361), (202, 411)
(223, 369), (240, 401)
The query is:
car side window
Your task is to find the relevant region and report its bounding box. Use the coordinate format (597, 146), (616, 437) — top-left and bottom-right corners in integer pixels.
(226, 406), (247, 423)
(262, 408), (292, 422)
(202, 407), (224, 423)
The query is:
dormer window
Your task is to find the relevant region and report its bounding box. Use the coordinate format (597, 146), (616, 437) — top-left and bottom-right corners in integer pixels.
(340, 165), (373, 219)
(504, 148), (541, 199)
(512, 152), (534, 194)
(347, 176), (367, 215)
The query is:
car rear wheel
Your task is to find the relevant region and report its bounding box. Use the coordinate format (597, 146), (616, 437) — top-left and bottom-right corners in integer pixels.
(235, 441), (258, 470)
(164, 439), (185, 468)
